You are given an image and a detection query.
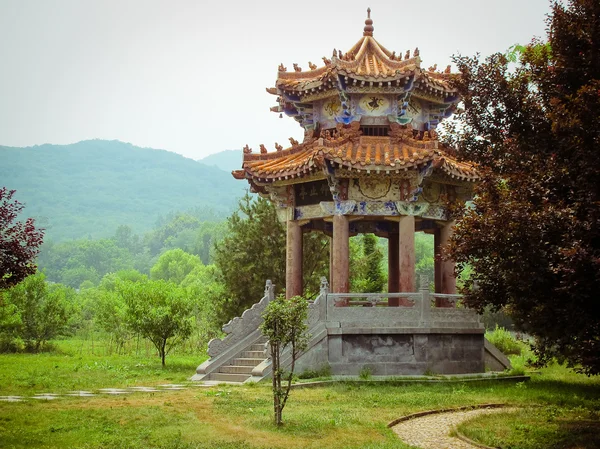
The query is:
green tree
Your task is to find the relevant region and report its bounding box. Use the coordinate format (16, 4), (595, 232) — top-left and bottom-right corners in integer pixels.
(260, 294), (309, 426)
(39, 238), (133, 288)
(150, 248), (203, 285)
(214, 193), (286, 321)
(415, 233), (434, 290)
(444, 0), (600, 374)
(214, 193), (329, 322)
(2, 272), (75, 351)
(350, 234), (385, 293)
(117, 279), (194, 366)
(181, 264), (226, 349)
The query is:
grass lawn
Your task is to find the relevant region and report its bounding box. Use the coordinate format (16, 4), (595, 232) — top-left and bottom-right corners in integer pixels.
(1, 340), (599, 449)
(0, 339), (205, 396)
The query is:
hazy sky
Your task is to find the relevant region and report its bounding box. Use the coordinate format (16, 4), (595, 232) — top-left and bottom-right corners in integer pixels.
(0, 0), (551, 160)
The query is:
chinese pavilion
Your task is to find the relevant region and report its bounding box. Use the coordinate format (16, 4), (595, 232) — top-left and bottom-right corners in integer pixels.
(232, 9), (478, 301)
(194, 10), (510, 383)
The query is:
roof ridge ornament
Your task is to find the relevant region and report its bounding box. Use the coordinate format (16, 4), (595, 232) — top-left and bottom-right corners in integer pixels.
(363, 7), (374, 37)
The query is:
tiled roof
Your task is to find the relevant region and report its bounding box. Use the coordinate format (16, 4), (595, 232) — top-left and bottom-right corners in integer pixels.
(273, 34), (456, 95)
(233, 132), (478, 183)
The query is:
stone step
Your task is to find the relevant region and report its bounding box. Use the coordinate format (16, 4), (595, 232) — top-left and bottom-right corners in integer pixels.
(231, 357), (265, 366)
(241, 350), (265, 358)
(249, 343), (267, 352)
(219, 365), (254, 374)
(208, 372), (250, 383)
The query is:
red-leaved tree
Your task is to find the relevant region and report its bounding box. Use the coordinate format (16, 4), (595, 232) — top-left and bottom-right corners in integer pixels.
(444, 0), (600, 374)
(0, 188), (45, 289)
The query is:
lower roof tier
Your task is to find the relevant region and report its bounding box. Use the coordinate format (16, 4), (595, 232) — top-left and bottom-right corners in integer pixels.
(232, 128), (478, 186)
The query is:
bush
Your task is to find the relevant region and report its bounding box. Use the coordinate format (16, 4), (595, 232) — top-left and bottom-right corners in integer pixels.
(485, 325), (523, 355)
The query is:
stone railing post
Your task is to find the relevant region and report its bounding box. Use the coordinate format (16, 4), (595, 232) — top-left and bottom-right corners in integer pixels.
(319, 276), (330, 295)
(419, 275), (431, 325)
(265, 279), (275, 302)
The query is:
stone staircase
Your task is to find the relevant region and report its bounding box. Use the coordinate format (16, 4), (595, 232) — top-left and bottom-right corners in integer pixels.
(203, 337), (269, 384)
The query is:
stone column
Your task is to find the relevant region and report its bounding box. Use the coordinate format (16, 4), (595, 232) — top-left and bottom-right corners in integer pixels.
(434, 220), (456, 306)
(387, 224), (400, 306)
(434, 228), (443, 294)
(440, 220), (456, 295)
(332, 214), (350, 300)
(286, 220), (303, 299)
(329, 235), (334, 288)
(398, 215), (415, 304)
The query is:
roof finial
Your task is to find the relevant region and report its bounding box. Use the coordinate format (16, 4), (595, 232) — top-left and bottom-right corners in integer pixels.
(363, 7), (374, 36)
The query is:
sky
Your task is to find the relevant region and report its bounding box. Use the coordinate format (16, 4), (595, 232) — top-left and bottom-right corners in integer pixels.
(0, 0), (551, 160)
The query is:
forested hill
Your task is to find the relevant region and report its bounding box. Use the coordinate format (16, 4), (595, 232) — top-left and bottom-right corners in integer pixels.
(198, 149), (243, 173)
(0, 140), (246, 242)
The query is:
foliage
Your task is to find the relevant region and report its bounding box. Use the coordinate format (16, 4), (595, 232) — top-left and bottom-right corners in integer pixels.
(485, 325), (523, 356)
(443, 0), (600, 375)
(0, 187), (44, 289)
(260, 294), (309, 426)
(0, 140), (243, 242)
(350, 234), (385, 293)
(1, 272), (75, 351)
(180, 264), (226, 348)
(150, 248), (203, 284)
(117, 279), (195, 366)
(38, 238), (133, 288)
(415, 233), (434, 290)
(214, 193), (287, 321)
(215, 192), (331, 322)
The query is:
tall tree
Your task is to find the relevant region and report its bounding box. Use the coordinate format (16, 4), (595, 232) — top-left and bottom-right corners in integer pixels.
(0, 188), (44, 289)
(214, 193), (286, 321)
(444, 0), (600, 374)
(350, 234), (385, 293)
(214, 193), (329, 322)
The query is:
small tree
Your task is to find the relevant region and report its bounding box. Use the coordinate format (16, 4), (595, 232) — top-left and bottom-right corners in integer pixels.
(260, 294), (309, 426)
(0, 188), (44, 289)
(117, 279), (194, 366)
(2, 272), (74, 351)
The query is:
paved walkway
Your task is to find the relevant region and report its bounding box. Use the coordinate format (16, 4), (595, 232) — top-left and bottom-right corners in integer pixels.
(0, 384), (200, 402)
(392, 406), (515, 449)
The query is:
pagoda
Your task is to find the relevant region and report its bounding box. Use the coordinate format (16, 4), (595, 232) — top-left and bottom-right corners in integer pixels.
(193, 10), (509, 383)
(233, 9), (478, 301)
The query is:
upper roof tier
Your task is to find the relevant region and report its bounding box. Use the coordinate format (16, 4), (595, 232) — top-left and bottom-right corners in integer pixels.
(268, 9), (460, 132)
(233, 10), (478, 190)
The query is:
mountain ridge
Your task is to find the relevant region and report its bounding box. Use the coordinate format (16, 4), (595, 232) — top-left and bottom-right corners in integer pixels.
(1, 140), (245, 242)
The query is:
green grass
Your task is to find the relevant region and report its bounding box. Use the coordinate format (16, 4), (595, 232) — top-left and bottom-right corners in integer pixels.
(1, 340), (599, 449)
(0, 338), (206, 395)
(457, 407), (600, 449)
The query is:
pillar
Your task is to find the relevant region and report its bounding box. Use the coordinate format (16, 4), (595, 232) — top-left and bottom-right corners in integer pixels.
(434, 228), (443, 293)
(387, 224), (400, 306)
(332, 214), (349, 299)
(440, 220), (456, 295)
(434, 220), (456, 306)
(286, 220), (303, 299)
(398, 215), (415, 304)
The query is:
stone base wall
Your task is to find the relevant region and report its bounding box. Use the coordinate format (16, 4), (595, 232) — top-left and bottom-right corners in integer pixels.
(296, 332), (485, 377)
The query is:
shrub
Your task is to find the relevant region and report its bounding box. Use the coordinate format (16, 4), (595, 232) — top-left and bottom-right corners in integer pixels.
(485, 325), (523, 355)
